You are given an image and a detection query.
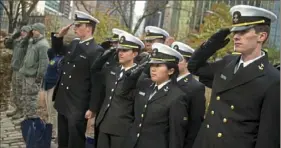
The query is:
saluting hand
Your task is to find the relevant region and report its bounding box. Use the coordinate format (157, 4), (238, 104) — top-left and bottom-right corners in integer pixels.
(201, 28), (231, 51)
(57, 24), (73, 37)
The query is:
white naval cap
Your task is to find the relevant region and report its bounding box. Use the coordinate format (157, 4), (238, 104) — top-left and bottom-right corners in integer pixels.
(150, 43), (183, 64)
(74, 10), (100, 25)
(111, 28), (129, 42)
(171, 41), (194, 58)
(118, 32), (145, 51)
(230, 5), (277, 32)
(145, 26), (169, 40)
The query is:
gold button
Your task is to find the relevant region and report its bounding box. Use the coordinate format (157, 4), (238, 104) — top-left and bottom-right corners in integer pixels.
(231, 105), (235, 110)
(66, 86), (69, 90)
(69, 75), (72, 79)
(109, 96), (112, 100)
(223, 118), (227, 123)
(137, 133), (140, 137)
(211, 110), (215, 115)
(107, 104), (110, 107)
(144, 105), (147, 108)
(216, 96), (220, 100)
(141, 114), (144, 118)
(206, 124), (210, 128)
(217, 133), (222, 138)
(73, 64), (76, 67)
(139, 123), (142, 127)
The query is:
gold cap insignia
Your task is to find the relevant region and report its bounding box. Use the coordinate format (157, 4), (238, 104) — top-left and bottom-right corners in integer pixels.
(173, 45), (179, 50)
(119, 36), (125, 43)
(152, 48), (158, 57)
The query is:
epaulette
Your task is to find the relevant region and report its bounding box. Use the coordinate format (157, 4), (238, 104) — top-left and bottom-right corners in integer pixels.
(231, 52), (241, 55)
(73, 38), (80, 41)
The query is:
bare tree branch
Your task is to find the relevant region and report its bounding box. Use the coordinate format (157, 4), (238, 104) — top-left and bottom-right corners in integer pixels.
(79, 1), (92, 14)
(132, 1), (168, 34)
(0, 1), (10, 16)
(26, 0), (39, 17)
(74, 1), (81, 11)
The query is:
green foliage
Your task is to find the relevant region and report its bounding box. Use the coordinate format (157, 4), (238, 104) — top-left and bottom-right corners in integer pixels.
(186, 3), (233, 61)
(264, 47), (280, 64)
(93, 11), (128, 43)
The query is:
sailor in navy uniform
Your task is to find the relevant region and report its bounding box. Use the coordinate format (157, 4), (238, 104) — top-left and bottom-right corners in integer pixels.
(95, 32), (145, 148)
(144, 26), (169, 53)
(122, 43), (187, 148)
(51, 11), (104, 148)
(103, 28), (129, 68)
(171, 41), (206, 148)
(188, 5), (280, 148)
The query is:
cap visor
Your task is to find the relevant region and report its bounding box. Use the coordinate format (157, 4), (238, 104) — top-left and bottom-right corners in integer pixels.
(231, 25), (253, 32)
(117, 45), (131, 50)
(149, 60), (166, 64)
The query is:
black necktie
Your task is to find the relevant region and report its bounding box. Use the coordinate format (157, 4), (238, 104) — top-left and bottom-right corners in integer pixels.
(149, 86), (158, 100)
(236, 63), (244, 74)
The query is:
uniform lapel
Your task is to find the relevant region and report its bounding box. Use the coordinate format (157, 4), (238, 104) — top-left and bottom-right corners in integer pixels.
(148, 82), (170, 103)
(217, 55), (268, 93)
(215, 56), (239, 93)
(178, 74), (192, 87)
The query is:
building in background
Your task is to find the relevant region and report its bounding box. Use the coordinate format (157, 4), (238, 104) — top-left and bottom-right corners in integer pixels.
(60, 1), (71, 19)
(261, 0), (280, 49)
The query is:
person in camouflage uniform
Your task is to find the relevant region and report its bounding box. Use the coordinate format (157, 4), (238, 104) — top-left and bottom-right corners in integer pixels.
(17, 23), (49, 124)
(4, 26), (32, 118)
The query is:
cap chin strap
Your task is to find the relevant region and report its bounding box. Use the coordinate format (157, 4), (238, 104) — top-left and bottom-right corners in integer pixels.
(231, 20), (265, 27)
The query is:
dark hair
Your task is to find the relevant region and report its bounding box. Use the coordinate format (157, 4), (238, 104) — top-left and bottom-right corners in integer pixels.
(148, 62), (179, 83)
(253, 24), (270, 43)
(166, 62), (179, 83)
(86, 23), (96, 34)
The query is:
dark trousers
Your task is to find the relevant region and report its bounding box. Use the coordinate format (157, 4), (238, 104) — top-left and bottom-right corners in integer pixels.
(97, 132), (126, 148)
(57, 113), (87, 148)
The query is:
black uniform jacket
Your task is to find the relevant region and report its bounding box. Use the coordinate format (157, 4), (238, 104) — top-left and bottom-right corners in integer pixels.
(96, 65), (137, 136)
(51, 36), (104, 119)
(123, 79), (188, 148)
(177, 74), (205, 148)
(188, 52), (280, 148)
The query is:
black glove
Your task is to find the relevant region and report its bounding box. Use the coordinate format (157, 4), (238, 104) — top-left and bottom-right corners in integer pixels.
(188, 28), (230, 73)
(125, 60), (149, 80)
(100, 40), (112, 49)
(201, 28), (231, 53)
(11, 31), (21, 40)
(91, 48), (116, 71)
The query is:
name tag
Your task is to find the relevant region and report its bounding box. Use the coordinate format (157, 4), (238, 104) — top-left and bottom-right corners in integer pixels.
(138, 91), (145, 96)
(106, 62), (110, 65)
(183, 117), (188, 121)
(110, 71), (116, 75)
(80, 55), (87, 59)
(220, 74), (226, 80)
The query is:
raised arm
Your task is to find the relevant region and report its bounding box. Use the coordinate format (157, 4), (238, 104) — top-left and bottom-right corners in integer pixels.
(188, 29), (231, 88)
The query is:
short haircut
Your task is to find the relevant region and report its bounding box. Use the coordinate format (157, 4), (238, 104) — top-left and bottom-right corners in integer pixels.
(253, 24), (270, 43)
(86, 23), (96, 34)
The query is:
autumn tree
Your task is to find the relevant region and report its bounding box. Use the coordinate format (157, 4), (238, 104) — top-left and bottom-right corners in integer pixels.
(0, 0), (39, 33)
(186, 3), (233, 61)
(93, 11), (128, 43)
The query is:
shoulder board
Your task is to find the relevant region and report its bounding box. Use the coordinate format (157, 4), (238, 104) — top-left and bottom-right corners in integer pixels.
(73, 38), (80, 40)
(231, 52), (241, 55)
